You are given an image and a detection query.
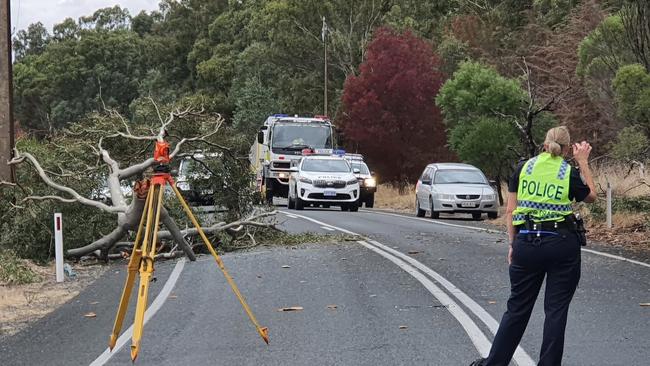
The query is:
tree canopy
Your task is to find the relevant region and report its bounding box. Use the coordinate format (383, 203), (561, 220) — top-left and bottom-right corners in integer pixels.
(339, 28), (449, 183)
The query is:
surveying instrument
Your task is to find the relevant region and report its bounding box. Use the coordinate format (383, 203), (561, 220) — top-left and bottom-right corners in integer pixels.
(108, 139), (269, 361)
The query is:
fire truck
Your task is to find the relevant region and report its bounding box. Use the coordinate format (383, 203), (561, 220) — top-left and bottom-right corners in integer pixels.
(249, 114), (335, 203)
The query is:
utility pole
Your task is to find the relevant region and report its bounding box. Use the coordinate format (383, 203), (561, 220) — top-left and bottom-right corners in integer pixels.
(322, 16), (328, 116)
(0, 0), (14, 183)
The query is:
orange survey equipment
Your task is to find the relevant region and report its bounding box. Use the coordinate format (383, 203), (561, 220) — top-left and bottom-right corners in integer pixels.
(153, 140), (170, 164)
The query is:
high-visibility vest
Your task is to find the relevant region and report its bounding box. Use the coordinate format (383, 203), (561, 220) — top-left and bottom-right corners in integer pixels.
(512, 152), (573, 225)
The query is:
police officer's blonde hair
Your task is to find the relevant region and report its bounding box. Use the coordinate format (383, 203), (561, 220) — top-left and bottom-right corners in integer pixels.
(544, 126), (570, 157)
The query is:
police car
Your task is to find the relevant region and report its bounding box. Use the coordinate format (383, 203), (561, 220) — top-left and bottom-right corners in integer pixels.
(288, 151), (361, 211)
(344, 153), (376, 208)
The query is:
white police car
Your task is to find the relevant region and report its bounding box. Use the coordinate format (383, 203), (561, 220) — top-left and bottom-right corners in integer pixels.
(288, 154), (361, 211)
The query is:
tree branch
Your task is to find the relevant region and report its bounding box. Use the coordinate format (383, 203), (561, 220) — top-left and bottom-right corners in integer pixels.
(10, 150), (126, 213)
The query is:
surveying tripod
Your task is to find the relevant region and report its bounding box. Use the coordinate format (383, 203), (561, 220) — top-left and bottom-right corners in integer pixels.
(108, 140), (268, 361)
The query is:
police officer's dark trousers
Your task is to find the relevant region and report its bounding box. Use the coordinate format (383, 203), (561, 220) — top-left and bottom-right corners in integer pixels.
(485, 229), (581, 366)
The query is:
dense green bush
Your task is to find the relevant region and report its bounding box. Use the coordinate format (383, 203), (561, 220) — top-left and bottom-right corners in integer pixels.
(0, 249), (41, 285)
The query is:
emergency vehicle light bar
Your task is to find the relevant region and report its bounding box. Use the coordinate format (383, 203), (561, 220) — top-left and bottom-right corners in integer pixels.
(343, 153), (364, 161)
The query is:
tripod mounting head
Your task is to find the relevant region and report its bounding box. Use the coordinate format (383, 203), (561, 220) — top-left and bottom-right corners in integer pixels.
(153, 140), (172, 174)
(154, 140), (170, 164)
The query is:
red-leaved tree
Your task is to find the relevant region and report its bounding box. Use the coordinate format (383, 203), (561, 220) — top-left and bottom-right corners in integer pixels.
(338, 27), (451, 185)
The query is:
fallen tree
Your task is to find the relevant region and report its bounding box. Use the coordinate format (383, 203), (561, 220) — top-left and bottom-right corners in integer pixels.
(5, 98), (275, 260)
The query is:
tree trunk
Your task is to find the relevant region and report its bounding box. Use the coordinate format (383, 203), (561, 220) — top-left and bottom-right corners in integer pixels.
(67, 226), (127, 257)
(66, 196), (196, 261)
(495, 175), (504, 206)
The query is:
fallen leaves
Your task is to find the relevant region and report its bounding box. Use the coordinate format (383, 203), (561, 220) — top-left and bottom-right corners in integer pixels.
(326, 304), (338, 310)
(640, 303), (650, 307)
(83, 312), (96, 318)
(169, 295), (178, 299)
(88, 301), (99, 305)
(281, 265), (291, 269)
(277, 306), (303, 312)
(407, 251), (421, 255)
(399, 325), (408, 330)
(488, 300), (497, 305)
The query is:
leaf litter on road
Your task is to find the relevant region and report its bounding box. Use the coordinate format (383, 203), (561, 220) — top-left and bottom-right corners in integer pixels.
(83, 312), (96, 318)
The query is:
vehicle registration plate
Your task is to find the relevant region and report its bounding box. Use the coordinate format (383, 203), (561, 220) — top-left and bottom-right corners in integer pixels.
(461, 202), (476, 208)
(324, 189), (337, 197)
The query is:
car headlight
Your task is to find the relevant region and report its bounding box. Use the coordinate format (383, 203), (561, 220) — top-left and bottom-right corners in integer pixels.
(299, 177), (312, 184)
(346, 178), (358, 185)
(278, 172), (288, 179)
(484, 194), (496, 201)
(364, 178), (376, 187)
(177, 182), (190, 191)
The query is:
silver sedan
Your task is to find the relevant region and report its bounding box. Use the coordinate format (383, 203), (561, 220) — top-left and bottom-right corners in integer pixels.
(415, 163), (499, 220)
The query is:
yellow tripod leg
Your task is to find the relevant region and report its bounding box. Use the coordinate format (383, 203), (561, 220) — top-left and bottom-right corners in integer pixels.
(170, 184), (269, 344)
(130, 184), (164, 361)
(108, 190), (152, 350)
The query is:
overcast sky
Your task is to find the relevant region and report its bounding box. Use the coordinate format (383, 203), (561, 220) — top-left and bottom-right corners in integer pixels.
(11, 0), (162, 32)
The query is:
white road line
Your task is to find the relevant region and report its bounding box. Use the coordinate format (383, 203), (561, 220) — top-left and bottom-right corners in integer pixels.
(366, 239), (532, 364)
(363, 210), (650, 269)
(357, 240), (492, 357)
(285, 214), (298, 219)
(89, 258), (186, 366)
(281, 211), (535, 365)
(581, 248), (650, 269)
(320, 226), (336, 231)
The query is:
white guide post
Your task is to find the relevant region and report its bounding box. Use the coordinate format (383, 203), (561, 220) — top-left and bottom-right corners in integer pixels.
(606, 182), (612, 230)
(54, 213), (64, 282)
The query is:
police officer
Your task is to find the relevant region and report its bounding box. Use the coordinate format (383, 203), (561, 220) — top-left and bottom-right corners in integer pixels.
(471, 126), (596, 366)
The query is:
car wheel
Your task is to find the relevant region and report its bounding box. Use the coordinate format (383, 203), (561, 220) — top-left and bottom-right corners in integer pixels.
(349, 201), (359, 212)
(415, 198), (425, 217)
(295, 196), (304, 210)
(472, 212), (482, 220)
(341, 204), (349, 211)
(323, 204), (330, 209)
(288, 192), (295, 209)
(365, 195), (374, 208)
(429, 197), (439, 219)
(488, 212), (498, 219)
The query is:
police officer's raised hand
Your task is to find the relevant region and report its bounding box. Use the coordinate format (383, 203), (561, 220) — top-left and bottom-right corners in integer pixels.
(573, 141), (598, 203)
(572, 141), (592, 165)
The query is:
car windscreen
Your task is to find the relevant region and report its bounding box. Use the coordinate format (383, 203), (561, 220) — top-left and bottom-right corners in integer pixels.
(271, 123), (332, 149)
(350, 162), (370, 174)
(434, 169), (487, 184)
(302, 159), (350, 173)
(180, 159), (210, 177)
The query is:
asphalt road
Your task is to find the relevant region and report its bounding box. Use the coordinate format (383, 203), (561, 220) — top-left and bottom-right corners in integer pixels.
(1, 207), (648, 366)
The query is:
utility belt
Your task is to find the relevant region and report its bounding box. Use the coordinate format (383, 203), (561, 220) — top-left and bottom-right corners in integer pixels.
(515, 214), (587, 246)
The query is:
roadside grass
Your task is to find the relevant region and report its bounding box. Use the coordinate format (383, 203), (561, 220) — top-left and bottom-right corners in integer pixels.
(0, 250), (41, 286)
(375, 183), (416, 212)
(592, 162), (649, 197)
